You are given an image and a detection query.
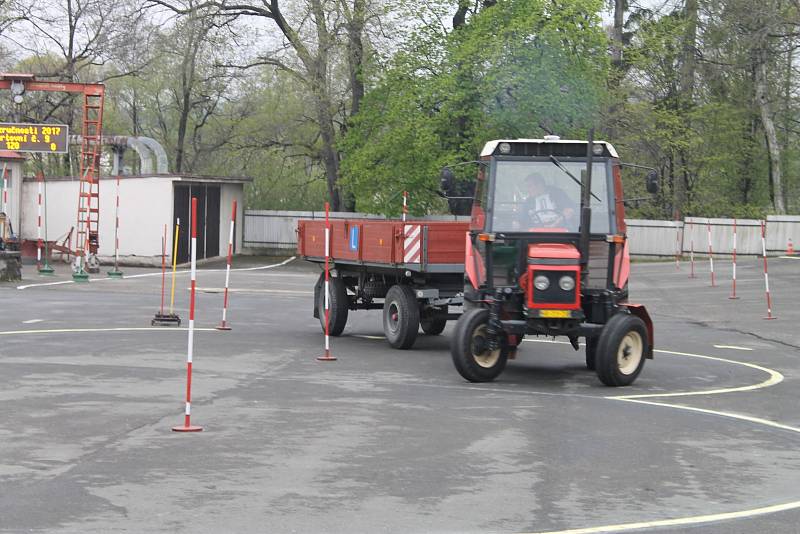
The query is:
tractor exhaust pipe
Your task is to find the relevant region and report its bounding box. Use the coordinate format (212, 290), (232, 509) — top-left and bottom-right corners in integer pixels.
(579, 128), (594, 281)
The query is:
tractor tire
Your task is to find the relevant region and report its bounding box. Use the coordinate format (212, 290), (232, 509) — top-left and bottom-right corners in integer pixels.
(383, 285), (420, 349)
(595, 313), (647, 387)
(585, 337), (598, 370)
(451, 308), (509, 382)
(316, 274), (349, 337)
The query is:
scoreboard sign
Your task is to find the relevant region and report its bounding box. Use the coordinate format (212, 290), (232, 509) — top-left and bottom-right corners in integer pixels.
(0, 123), (69, 153)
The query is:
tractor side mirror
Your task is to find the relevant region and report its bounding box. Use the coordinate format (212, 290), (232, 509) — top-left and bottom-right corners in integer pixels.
(645, 170), (659, 194)
(440, 167), (455, 197)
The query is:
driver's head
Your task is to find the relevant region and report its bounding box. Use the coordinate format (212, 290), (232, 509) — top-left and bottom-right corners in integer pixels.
(526, 173), (546, 196)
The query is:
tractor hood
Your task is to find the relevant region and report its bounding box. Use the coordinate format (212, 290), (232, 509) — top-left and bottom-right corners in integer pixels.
(528, 243), (580, 261)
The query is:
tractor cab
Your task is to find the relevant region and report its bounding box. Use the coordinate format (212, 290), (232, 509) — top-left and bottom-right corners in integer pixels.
(448, 136), (656, 387)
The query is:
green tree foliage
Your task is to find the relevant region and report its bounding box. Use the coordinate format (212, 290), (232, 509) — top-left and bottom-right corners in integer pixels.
(341, 0), (608, 216)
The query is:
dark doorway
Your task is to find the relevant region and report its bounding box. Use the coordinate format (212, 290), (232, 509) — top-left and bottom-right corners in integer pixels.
(173, 183), (221, 264)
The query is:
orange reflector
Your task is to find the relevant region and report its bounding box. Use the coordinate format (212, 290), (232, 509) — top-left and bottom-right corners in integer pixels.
(478, 233), (495, 242)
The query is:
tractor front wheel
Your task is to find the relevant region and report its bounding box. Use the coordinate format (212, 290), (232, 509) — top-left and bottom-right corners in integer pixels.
(383, 285), (420, 349)
(595, 313), (647, 387)
(451, 308), (509, 382)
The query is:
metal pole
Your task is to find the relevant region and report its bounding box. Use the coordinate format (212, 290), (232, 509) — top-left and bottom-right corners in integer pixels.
(707, 219), (715, 287)
(217, 200), (236, 330)
(689, 221), (696, 278)
(39, 173), (54, 275)
(169, 219), (180, 315)
(173, 197), (203, 432)
(402, 191), (408, 222)
(36, 174), (43, 269)
(317, 201), (337, 361)
(761, 220), (776, 320)
(729, 219), (739, 299)
(108, 176), (123, 277)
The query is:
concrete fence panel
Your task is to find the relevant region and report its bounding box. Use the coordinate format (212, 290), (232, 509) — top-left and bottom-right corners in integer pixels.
(765, 215), (800, 253)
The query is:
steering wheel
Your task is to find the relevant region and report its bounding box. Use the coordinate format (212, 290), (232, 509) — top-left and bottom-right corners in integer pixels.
(527, 208), (565, 227)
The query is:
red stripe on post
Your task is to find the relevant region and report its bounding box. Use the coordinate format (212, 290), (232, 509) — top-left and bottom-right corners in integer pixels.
(192, 197), (198, 238)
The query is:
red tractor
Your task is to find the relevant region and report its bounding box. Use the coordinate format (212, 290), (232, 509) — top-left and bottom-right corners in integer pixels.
(444, 134), (658, 386)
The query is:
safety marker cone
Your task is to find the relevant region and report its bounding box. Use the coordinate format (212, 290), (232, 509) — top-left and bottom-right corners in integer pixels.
(787, 238), (795, 255)
(217, 200), (237, 331)
(688, 221), (696, 278)
(729, 218), (739, 299)
(317, 201), (337, 362)
(153, 224), (180, 326)
(107, 176), (123, 278)
(760, 220), (776, 320)
(707, 220), (716, 287)
(174, 197), (203, 432)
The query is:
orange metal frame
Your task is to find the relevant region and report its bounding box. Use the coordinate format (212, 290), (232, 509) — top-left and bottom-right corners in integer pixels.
(0, 73), (105, 257)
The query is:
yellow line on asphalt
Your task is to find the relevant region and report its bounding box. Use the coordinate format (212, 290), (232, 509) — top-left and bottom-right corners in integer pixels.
(0, 327), (217, 336)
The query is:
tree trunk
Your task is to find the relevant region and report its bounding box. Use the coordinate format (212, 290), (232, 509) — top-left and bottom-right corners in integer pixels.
(755, 46), (785, 214)
(346, 0), (365, 118)
(674, 0), (697, 219)
(611, 0), (625, 69)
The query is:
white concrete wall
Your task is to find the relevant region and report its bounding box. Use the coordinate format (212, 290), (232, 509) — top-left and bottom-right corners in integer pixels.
(21, 177), (174, 259)
(220, 183), (244, 254)
(20, 176), (246, 263)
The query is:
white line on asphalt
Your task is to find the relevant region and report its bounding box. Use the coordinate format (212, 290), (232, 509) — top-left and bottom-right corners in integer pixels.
(15, 257), (297, 290)
(0, 327), (217, 336)
(194, 287), (312, 295)
(21, 319), (43, 324)
(526, 498), (800, 534)
(714, 344), (754, 351)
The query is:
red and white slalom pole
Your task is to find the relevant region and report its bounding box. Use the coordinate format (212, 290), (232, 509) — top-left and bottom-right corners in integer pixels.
(174, 197), (203, 431)
(36, 174), (43, 269)
(729, 219), (739, 299)
(674, 218), (681, 270)
(707, 219), (716, 287)
(402, 191), (408, 222)
(108, 176), (123, 277)
(160, 224), (167, 316)
(760, 220), (776, 320)
(689, 221), (696, 278)
(317, 201), (337, 362)
(216, 199), (237, 331)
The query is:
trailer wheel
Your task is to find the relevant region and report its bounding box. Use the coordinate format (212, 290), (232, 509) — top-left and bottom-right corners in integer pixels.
(585, 337), (598, 370)
(595, 313), (647, 387)
(383, 285), (420, 349)
(420, 308), (447, 335)
(451, 309), (508, 382)
(316, 274), (349, 336)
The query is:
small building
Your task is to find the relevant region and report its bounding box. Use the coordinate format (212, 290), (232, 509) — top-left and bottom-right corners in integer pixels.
(0, 150), (26, 239)
(18, 173), (251, 265)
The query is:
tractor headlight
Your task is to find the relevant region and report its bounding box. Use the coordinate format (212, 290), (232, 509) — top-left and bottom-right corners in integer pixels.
(498, 142), (511, 154)
(559, 275), (575, 291)
(534, 275), (550, 291)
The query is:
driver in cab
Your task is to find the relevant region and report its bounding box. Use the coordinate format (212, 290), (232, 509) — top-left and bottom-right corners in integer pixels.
(522, 173), (575, 230)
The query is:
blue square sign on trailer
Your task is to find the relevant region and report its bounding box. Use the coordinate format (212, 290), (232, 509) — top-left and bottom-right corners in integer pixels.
(349, 226), (359, 251)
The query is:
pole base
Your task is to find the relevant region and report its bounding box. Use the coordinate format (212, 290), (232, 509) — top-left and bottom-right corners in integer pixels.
(215, 324), (232, 331)
(763, 316), (777, 320)
(728, 296), (739, 300)
(38, 265), (55, 276)
(107, 270), (124, 278)
(152, 313), (181, 327)
(172, 425), (203, 432)
(317, 355), (337, 361)
(72, 272), (89, 282)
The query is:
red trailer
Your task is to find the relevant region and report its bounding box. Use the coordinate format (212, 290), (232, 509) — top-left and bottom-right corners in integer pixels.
(297, 218), (468, 348)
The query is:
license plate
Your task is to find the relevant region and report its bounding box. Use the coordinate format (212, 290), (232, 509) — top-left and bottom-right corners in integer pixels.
(540, 310), (571, 318)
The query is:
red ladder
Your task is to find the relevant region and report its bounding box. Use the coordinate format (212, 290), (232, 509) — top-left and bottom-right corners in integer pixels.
(75, 90), (104, 262)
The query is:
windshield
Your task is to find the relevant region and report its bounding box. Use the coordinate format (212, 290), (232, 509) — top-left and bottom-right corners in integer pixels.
(489, 160), (611, 233)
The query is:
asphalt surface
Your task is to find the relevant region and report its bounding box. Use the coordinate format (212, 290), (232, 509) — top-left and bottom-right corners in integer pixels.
(0, 254), (799, 533)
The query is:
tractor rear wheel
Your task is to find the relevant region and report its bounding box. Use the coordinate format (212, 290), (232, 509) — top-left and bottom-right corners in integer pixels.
(595, 313), (647, 387)
(383, 285), (420, 349)
(316, 274), (349, 336)
(451, 308), (508, 382)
